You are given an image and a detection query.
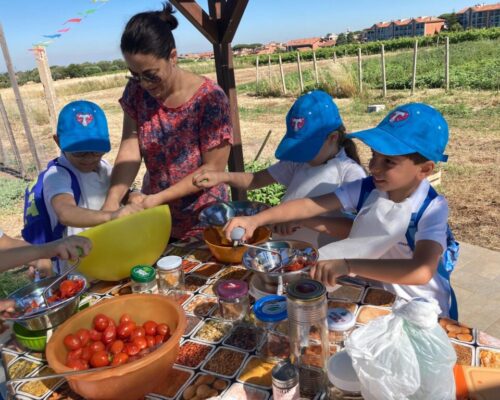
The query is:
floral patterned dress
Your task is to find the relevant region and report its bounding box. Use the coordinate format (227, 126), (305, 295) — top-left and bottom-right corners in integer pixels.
(119, 78), (233, 239)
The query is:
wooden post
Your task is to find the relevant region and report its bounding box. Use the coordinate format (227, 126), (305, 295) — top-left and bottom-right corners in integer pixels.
(333, 51), (337, 63)
(357, 48), (363, 92)
(297, 52), (304, 93)
(381, 44), (387, 97)
(34, 47), (57, 133)
(0, 94), (25, 177)
(279, 54), (287, 95)
(0, 126), (5, 165)
(268, 54), (272, 81)
(254, 129), (272, 162)
(411, 39), (418, 95)
(445, 37), (450, 92)
(0, 22), (42, 172)
(255, 56), (260, 88)
(313, 50), (319, 84)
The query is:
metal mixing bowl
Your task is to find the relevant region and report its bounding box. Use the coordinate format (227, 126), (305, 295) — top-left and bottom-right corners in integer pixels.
(199, 200), (269, 226)
(4, 274), (88, 331)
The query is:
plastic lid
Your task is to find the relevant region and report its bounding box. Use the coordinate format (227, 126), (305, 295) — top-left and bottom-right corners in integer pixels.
(254, 295), (288, 322)
(327, 350), (361, 393)
(215, 279), (248, 300)
(130, 265), (156, 283)
(327, 308), (356, 331)
(156, 256), (182, 271)
(287, 279), (326, 301)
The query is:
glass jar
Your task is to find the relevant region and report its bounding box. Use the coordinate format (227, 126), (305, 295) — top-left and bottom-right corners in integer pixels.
(327, 308), (356, 350)
(272, 360), (300, 400)
(156, 256), (184, 294)
(327, 351), (363, 400)
(287, 279), (329, 398)
(254, 295), (290, 361)
(215, 279), (249, 321)
(130, 265), (158, 294)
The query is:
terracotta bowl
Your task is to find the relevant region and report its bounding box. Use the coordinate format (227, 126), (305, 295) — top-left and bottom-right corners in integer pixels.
(203, 226), (272, 264)
(46, 294), (186, 400)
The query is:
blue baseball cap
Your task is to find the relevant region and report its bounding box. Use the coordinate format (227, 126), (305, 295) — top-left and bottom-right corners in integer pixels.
(275, 90), (343, 162)
(348, 103), (448, 162)
(57, 100), (110, 153)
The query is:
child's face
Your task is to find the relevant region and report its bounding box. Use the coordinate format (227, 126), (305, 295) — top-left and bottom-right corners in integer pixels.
(65, 152), (104, 173)
(368, 151), (433, 201)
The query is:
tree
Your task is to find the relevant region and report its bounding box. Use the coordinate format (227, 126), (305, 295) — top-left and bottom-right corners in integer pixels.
(346, 32), (356, 43)
(439, 13), (463, 31)
(336, 33), (347, 45)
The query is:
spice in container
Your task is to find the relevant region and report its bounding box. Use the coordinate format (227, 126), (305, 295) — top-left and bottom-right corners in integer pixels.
(202, 347), (246, 377)
(272, 360), (300, 400)
(327, 308), (356, 349)
(176, 341), (214, 369)
(194, 319), (231, 343)
(130, 265), (158, 294)
(215, 279), (250, 321)
(327, 350), (363, 400)
(224, 324), (259, 351)
(238, 356), (276, 388)
(156, 255), (184, 293)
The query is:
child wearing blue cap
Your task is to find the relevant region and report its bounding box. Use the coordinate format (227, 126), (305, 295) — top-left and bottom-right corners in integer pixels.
(22, 100), (141, 269)
(225, 103), (458, 318)
(193, 90), (365, 247)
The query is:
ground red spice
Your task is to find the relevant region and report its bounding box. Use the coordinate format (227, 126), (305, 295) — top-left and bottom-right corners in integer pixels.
(176, 341), (212, 368)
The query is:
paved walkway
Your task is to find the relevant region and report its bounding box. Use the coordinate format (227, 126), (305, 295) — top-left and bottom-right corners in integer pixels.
(452, 242), (500, 337)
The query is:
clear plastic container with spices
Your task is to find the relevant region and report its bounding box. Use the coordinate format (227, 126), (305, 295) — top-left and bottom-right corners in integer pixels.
(327, 308), (356, 350)
(327, 351), (363, 400)
(287, 279), (329, 398)
(130, 265), (158, 294)
(272, 360), (300, 400)
(254, 295), (290, 361)
(214, 279), (249, 321)
(156, 255), (184, 294)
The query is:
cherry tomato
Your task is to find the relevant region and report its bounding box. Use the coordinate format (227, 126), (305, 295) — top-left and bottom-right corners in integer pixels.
(107, 318), (116, 328)
(75, 328), (90, 346)
(130, 327), (145, 341)
(120, 314), (132, 324)
(109, 340), (125, 355)
(89, 341), (105, 354)
(93, 314), (109, 332)
(63, 334), (82, 351)
(81, 346), (92, 362)
(154, 334), (165, 345)
(125, 343), (140, 356)
(90, 350), (110, 368)
(143, 321), (157, 336)
(89, 329), (102, 342)
(156, 323), (170, 337)
(117, 321), (136, 339)
(60, 280), (78, 298)
(102, 325), (117, 344)
(66, 348), (83, 362)
(111, 352), (129, 366)
(133, 337), (148, 351)
(145, 335), (155, 348)
(66, 358), (89, 371)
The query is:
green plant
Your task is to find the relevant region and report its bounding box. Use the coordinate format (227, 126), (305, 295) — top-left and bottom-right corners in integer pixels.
(0, 268), (31, 298)
(0, 177), (26, 212)
(244, 160), (286, 206)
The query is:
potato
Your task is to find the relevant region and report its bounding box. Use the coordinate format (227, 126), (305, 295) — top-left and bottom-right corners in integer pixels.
(183, 385), (197, 400)
(446, 324), (462, 333)
(196, 384), (212, 397)
(459, 327), (471, 334)
(195, 374), (216, 386)
(447, 331), (457, 339)
(457, 333), (473, 342)
(212, 379), (228, 391)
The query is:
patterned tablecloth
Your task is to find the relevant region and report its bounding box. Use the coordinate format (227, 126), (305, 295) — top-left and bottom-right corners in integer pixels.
(2, 240), (500, 400)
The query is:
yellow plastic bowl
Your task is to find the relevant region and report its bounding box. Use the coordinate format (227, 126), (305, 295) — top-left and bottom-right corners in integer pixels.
(77, 206), (171, 281)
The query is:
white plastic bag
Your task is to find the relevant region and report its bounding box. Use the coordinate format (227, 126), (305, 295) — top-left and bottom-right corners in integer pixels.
(345, 298), (456, 400)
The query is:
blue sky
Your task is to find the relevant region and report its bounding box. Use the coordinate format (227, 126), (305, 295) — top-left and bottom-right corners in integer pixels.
(0, 0), (475, 73)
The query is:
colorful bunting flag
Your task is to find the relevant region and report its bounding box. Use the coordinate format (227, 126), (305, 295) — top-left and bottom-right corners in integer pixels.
(63, 18), (82, 24)
(43, 34), (62, 39)
(57, 28), (71, 33)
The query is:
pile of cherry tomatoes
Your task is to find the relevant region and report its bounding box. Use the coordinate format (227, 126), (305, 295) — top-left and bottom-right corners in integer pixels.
(22, 279), (85, 315)
(64, 313), (171, 370)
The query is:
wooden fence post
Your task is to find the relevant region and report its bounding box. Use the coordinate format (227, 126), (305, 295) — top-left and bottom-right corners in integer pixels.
(0, 22), (42, 172)
(313, 50), (319, 84)
(254, 129), (272, 162)
(279, 54), (287, 95)
(0, 94), (25, 177)
(34, 47), (57, 133)
(268, 55), (272, 81)
(445, 37), (450, 92)
(333, 51), (337, 63)
(357, 48), (363, 92)
(411, 39), (418, 95)
(381, 44), (387, 97)
(297, 52), (304, 93)
(0, 127), (5, 165)
(255, 56), (260, 88)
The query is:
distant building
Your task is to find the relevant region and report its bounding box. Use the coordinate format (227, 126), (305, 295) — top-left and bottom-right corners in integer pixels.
(285, 37), (322, 52)
(363, 17), (445, 41)
(456, 3), (500, 28)
(182, 51), (214, 61)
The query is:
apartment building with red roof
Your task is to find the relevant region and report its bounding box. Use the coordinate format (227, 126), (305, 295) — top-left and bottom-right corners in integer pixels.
(457, 3), (500, 28)
(285, 37), (322, 52)
(364, 17), (445, 41)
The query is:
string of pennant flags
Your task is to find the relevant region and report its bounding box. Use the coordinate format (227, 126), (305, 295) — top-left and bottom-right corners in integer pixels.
(29, 0), (109, 53)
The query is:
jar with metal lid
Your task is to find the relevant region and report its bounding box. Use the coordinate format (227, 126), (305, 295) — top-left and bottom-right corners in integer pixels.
(287, 278), (329, 398)
(156, 256), (184, 294)
(327, 350), (363, 400)
(130, 265), (158, 294)
(215, 279), (249, 321)
(327, 308), (356, 350)
(254, 295), (290, 361)
(272, 360), (300, 400)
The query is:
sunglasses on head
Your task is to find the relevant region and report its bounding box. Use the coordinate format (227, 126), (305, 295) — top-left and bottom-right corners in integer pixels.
(126, 71), (161, 84)
(69, 151), (105, 159)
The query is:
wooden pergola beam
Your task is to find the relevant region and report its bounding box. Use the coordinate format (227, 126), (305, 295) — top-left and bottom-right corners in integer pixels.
(221, 0), (248, 43)
(170, 0), (218, 44)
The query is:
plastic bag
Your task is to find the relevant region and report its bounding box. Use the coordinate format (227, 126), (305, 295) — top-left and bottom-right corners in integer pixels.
(345, 298), (456, 400)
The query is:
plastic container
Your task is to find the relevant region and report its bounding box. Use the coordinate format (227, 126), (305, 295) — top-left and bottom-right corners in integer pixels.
(327, 351), (362, 399)
(215, 280), (250, 321)
(13, 323), (47, 352)
(327, 308), (356, 349)
(272, 360), (300, 400)
(130, 265), (158, 294)
(254, 295), (290, 361)
(156, 256), (184, 294)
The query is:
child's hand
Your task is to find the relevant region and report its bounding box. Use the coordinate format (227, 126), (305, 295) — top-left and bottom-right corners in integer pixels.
(310, 259), (349, 287)
(45, 236), (92, 260)
(272, 222), (300, 236)
(127, 191), (146, 206)
(224, 216), (258, 242)
(0, 299), (15, 313)
(192, 170), (226, 189)
(111, 203), (143, 219)
(27, 259), (53, 280)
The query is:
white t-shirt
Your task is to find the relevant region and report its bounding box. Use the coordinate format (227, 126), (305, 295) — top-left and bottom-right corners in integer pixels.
(268, 148), (366, 247)
(335, 178), (452, 316)
(43, 154), (112, 237)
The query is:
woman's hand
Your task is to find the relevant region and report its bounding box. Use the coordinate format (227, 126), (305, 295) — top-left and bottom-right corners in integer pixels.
(310, 259), (349, 287)
(272, 222), (300, 236)
(141, 194), (162, 209)
(223, 216), (259, 242)
(110, 203), (143, 219)
(0, 299), (15, 313)
(127, 191), (146, 205)
(192, 170), (227, 189)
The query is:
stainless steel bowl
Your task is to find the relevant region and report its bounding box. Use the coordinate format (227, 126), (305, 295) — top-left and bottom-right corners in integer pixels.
(242, 240), (318, 289)
(4, 274), (88, 331)
(199, 200), (269, 226)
